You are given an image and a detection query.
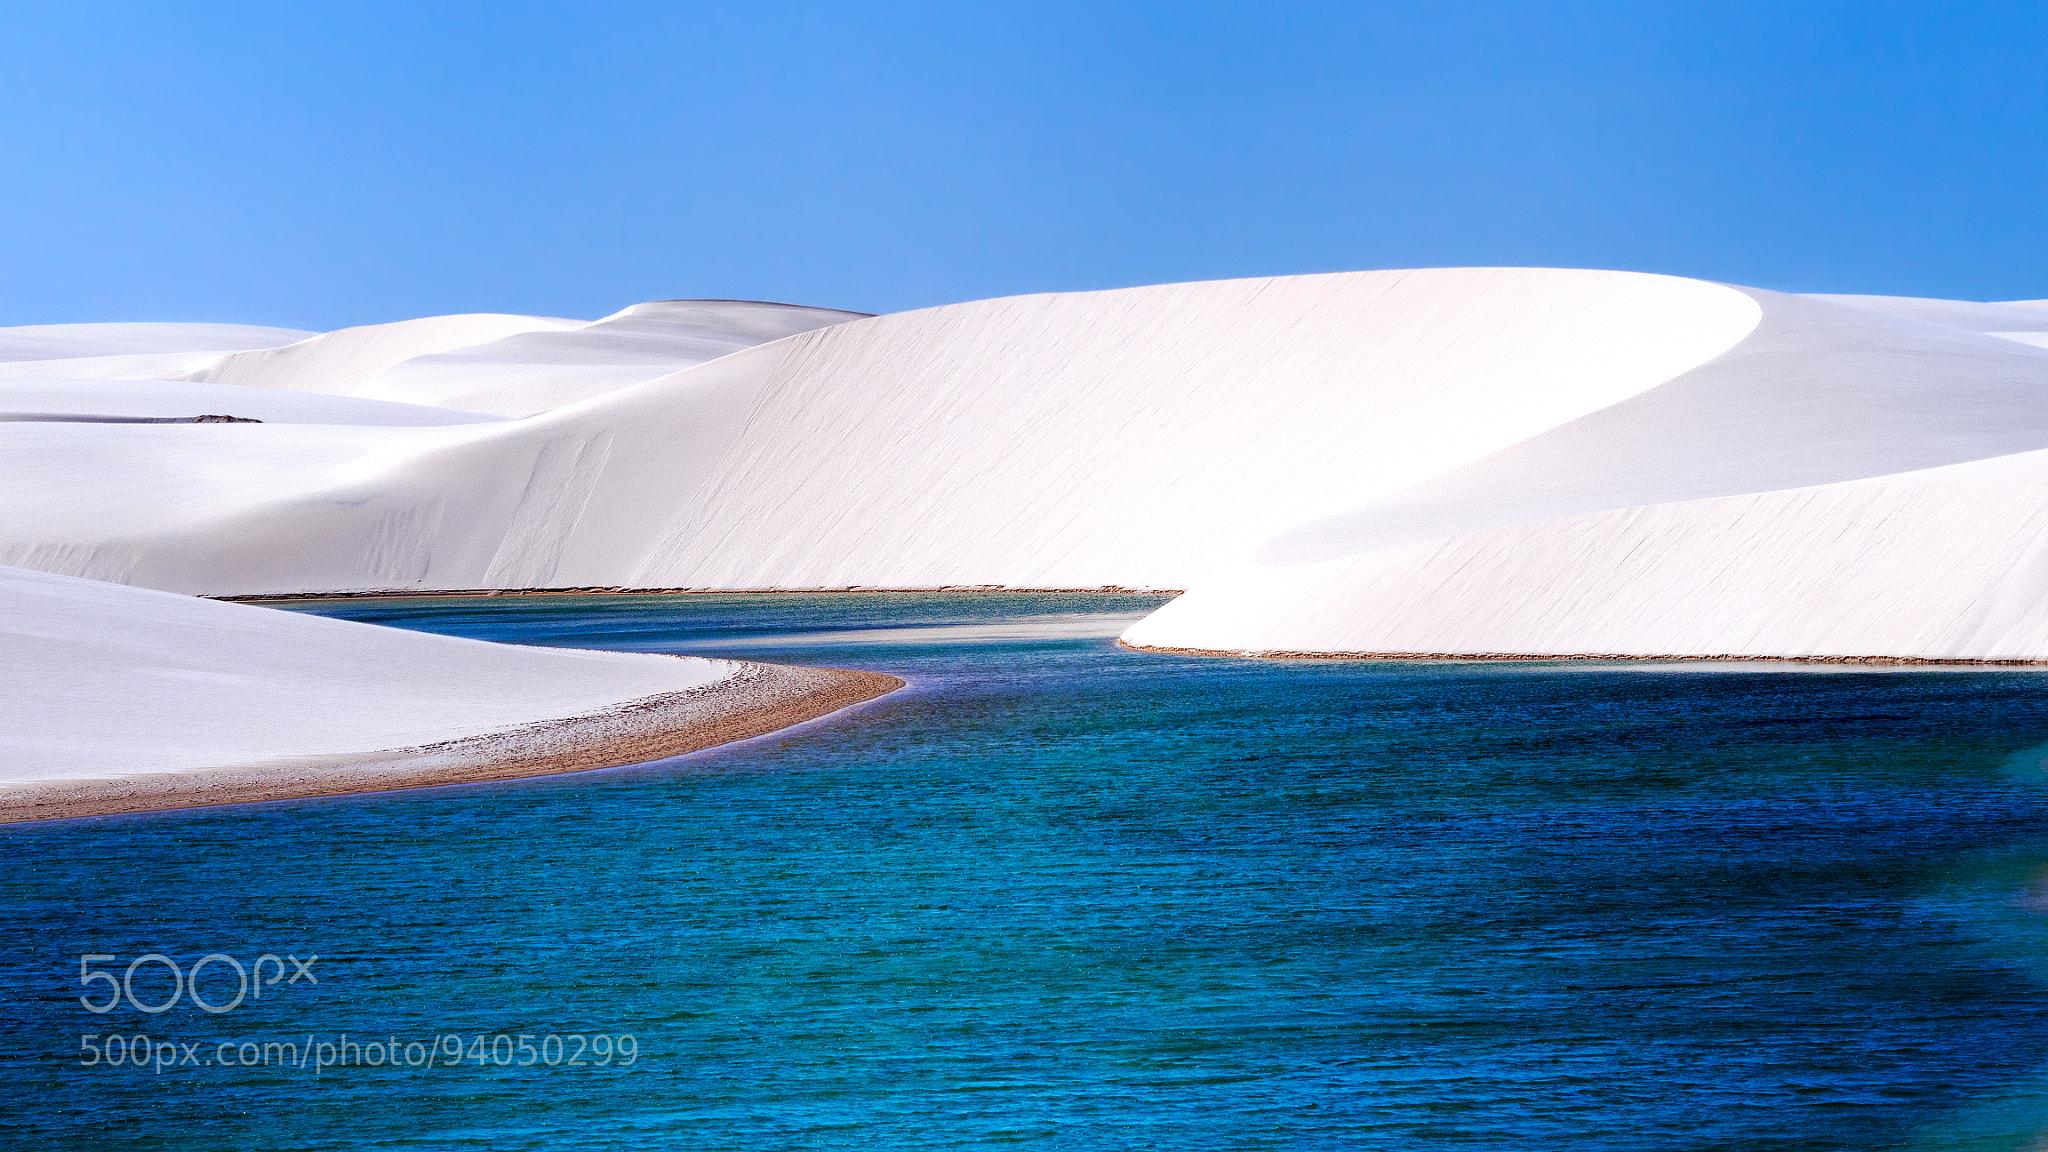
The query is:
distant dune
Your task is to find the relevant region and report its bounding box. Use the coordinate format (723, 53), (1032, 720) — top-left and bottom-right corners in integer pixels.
(0, 321), (309, 362)
(186, 312), (586, 397)
(351, 299), (868, 416)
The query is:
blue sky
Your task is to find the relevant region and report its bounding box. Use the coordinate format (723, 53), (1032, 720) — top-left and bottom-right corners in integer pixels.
(2, 2), (2043, 328)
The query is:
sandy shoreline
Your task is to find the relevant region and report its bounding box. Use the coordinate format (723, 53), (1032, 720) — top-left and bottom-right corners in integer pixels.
(1119, 640), (2048, 666)
(222, 586), (1182, 603)
(0, 662), (902, 825)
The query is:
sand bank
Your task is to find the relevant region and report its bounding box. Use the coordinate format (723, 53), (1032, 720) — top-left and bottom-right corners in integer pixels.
(1121, 640), (2048, 667)
(225, 585), (1182, 603)
(0, 662), (900, 824)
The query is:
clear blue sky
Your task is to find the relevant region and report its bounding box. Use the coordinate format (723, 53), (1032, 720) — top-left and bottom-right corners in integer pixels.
(3, 2), (2043, 329)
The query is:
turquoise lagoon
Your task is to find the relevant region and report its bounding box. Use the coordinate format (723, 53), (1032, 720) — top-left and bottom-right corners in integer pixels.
(8, 593), (2048, 1148)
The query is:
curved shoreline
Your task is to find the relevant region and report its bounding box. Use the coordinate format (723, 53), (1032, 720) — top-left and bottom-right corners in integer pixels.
(222, 586), (1183, 602)
(0, 662), (902, 825)
(1119, 640), (2048, 666)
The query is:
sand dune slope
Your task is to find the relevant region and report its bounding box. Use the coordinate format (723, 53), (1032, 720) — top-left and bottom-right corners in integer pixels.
(1122, 447), (2048, 662)
(1260, 290), (2048, 566)
(1125, 285), (2048, 660)
(558, 270), (1759, 590)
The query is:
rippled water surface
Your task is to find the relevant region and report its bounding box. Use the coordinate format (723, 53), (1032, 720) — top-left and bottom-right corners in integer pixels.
(11, 593), (2048, 1149)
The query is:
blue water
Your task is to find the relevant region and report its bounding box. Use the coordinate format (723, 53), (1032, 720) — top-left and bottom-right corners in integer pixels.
(10, 593), (2048, 1149)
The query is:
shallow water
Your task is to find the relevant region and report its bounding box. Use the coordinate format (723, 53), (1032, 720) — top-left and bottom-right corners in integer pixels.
(9, 593), (2048, 1149)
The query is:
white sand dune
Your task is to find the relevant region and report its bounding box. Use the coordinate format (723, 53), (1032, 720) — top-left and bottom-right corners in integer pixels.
(9, 267), (2048, 662)
(0, 269), (1762, 594)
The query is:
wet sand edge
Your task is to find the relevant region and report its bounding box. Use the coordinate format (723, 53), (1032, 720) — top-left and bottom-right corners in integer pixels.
(0, 663), (902, 825)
